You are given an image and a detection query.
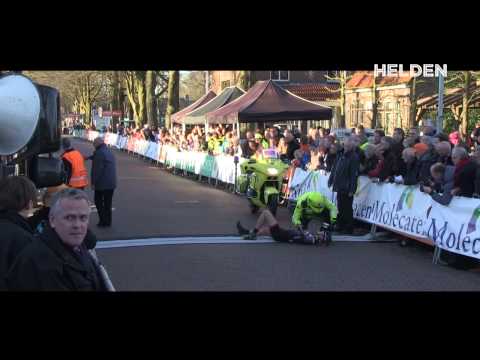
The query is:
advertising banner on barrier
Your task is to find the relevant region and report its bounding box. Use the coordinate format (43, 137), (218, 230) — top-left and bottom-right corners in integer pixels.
(289, 169), (480, 260)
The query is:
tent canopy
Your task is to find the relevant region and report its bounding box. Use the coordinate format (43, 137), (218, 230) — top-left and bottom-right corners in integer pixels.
(181, 86), (246, 125)
(171, 90), (216, 124)
(206, 80), (332, 124)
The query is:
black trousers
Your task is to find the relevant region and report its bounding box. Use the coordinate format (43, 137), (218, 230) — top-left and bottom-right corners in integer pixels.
(94, 190), (114, 225)
(337, 192), (354, 233)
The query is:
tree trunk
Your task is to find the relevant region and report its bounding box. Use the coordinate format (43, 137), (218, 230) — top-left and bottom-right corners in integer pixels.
(237, 71), (251, 91)
(461, 71), (471, 140)
(372, 74), (378, 129)
(338, 71), (346, 128)
(111, 71), (121, 127)
(135, 71), (146, 128)
(409, 77), (417, 129)
(165, 70), (179, 129)
(145, 70), (157, 128)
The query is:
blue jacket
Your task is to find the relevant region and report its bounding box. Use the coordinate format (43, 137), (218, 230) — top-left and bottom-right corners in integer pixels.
(91, 144), (117, 190)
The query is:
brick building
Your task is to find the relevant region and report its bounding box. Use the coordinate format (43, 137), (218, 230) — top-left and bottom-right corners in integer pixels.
(345, 71), (437, 134)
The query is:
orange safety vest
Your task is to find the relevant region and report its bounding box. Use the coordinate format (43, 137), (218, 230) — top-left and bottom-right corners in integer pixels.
(62, 150), (89, 188)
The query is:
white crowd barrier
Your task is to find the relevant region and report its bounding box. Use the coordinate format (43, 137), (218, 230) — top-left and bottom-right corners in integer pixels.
(80, 130), (480, 261)
(81, 131), (245, 185)
(289, 168), (480, 260)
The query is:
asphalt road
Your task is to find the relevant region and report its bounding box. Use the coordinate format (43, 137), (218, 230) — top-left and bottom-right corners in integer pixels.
(69, 137), (480, 291)
(72, 137), (290, 240)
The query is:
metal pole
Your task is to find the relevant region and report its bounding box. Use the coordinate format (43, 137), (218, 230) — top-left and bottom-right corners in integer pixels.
(436, 72), (445, 133)
(205, 71), (209, 94)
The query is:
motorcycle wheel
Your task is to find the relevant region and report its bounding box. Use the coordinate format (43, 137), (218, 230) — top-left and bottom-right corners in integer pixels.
(267, 195), (278, 216)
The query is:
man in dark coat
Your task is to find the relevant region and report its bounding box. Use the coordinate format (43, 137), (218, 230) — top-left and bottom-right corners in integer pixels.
(0, 176), (38, 290)
(6, 189), (106, 291)
(328, 137), (360, 235)
(88, 137), (117, 227)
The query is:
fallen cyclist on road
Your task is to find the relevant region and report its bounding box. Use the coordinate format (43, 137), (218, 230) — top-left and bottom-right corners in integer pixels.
(236, 208), (330, 245)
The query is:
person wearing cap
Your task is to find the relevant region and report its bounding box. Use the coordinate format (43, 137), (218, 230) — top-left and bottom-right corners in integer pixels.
(61, 138), (89, 190)
(89, 137), (117, 228)
(292, 191), (338, 230)
(414, 142), (437, 184)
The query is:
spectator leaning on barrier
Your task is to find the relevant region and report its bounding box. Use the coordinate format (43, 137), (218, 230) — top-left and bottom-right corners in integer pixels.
(415, 141), (437, 183)
(359, 144), (379, 175)
(377, 136), (398, 182)
(328, 137), (360, 235)
(397, 147), (419, 185)
(0, 176), (38, 291)
(6, 189), (106, 291)
(421, 162), (456, 206)
(451, 146), (476, 198)
(470, 150), (480, 197)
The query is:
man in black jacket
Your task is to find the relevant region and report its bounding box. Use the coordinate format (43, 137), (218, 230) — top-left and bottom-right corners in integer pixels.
(397, 148), (419, 185)
(328, 137), (360, 235)
(7, 188), (106, 291)
(451, 146), (476, 198)
(0, 176), (38, 291)
(284, 129), (300, 161)
(88, 137), (117, 227)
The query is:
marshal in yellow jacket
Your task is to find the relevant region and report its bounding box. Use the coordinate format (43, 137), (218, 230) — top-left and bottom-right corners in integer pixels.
(292, 192), (338, 226)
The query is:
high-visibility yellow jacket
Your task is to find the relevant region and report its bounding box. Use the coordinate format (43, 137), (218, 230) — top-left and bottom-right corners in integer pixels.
(292, 192), (338, 226)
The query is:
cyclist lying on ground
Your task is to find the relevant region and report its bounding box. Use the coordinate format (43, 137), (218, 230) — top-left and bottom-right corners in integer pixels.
(236, 208), (330, 245)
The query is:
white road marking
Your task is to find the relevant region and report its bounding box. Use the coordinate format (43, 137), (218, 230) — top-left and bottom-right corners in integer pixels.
(89, 205), (116, 213)
(96, 236), (275, 249)
(96, 233), (395, 249)
(174, 200), (200, 204)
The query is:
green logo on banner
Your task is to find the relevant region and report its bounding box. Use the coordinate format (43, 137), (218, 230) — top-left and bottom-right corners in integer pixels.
(200, 156), (215, 177)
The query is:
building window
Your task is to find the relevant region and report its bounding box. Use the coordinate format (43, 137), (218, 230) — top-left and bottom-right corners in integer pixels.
(270, 71), (289, 81)
(326, 71), (339, 82)
(221, 80), (231, 90)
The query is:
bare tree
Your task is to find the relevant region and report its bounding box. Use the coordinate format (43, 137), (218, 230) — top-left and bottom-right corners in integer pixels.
(445, 71), (480, 139)
(325, 71), (352, 128)
(124, 71), (147, 128)
(165, 70), (179, 129)
(236, 70), (251, 91)
(180, 71), (206, 101)
(145, 70), (157, 127)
